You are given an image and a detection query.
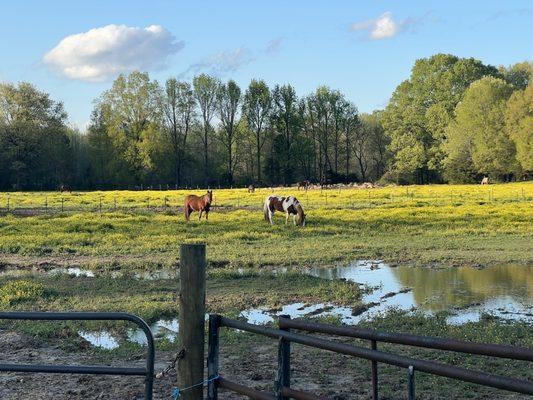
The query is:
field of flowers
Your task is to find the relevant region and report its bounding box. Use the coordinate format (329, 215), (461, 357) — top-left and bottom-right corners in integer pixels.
(1, 182), (531, 211)
(0, 182), (531, 269)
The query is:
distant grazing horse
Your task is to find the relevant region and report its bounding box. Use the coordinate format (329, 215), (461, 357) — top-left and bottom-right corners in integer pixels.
(297, 180), (310, 191)
(320, 179), (333, 189)
(264, 195), (306, 226)
(248, 184), (255, 193)
(59, 184), (71, 193)
(184, 190), (213, 222)
(481, 176), (490, 185)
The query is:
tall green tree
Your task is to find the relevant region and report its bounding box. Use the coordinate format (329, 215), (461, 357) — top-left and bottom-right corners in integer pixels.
(217, 80), (242, 185)
(98, 71), (161, 184)
(193, 74), (220, 186)
(382, 54), (499, 182)
(0, 82), (70, 189)
(505, 82), (532, 172)
(358, 112), (388, 181)
(500, 61), (533, 90)
(342, 102), (359, 178)
(243, 79), (271, 183)
(444, 77), (517, 181)
(87, 104), (115, 187)
(160, 79), (196, 186)
(271, 84), (302, 185)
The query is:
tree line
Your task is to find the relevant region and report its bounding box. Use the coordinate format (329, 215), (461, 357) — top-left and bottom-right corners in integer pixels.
(0, 54), (531, 190)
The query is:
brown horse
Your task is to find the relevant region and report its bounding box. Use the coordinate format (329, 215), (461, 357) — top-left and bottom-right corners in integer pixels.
(184, 190), (213, 222)
(297, 180), (310, 191)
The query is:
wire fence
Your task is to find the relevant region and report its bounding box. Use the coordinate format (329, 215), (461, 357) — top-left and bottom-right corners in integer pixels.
(0, 184), (531, 215)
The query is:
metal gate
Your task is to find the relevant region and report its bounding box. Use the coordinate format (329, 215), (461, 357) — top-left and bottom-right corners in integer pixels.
(0, 311), (155, 400)
(207, 314), (533, 399)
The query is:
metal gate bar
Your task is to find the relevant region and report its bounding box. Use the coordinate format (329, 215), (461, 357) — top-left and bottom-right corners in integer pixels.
(209, 315), (533, 399)
(280, 316), (533, 399)
(0, 311), (155, 400)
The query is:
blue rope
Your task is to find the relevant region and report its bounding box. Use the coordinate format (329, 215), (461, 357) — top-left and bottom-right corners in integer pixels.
(172, 374), (220, 399)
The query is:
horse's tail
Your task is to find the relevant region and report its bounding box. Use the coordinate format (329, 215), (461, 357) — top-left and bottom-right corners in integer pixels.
(184, 196), (190, 221)
(263, 197), (271, 222)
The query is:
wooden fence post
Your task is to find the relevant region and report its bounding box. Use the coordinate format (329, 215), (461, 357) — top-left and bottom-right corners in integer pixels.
(207, 314), (220, 400)
(179, 243), (207, 400)
(276, 315), (291, 400)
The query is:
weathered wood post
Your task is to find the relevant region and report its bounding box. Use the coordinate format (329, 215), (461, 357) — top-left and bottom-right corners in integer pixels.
(179, 243), (207, 400)
(207, 314), (220, 400)
(276, 315), (291, 400)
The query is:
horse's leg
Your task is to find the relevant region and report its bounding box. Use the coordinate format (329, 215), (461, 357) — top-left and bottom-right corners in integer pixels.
(285, 212), (289, 225)
(269, 209), (274, 225)
(198, 210), (203, 221)
(293, 214), (296, 225)
(205, 210), (209, 220)
(185, 206), (190, 222)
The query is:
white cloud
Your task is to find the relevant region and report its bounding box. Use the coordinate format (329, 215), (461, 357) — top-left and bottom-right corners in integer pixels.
(265, 37), (284, 54)
(43, 24), (184, 82)
(350, 12), (431, 40)
(180, 47), (254, 78)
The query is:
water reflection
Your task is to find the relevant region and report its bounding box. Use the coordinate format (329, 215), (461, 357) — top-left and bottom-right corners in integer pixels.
(240, 302), (356, 325)
(309, 261), (532, 324)
(391, 264), (531, 311)
(78, 330), (119, 350)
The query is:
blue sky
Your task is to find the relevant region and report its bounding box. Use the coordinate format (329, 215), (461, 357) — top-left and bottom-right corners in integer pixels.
(1, 1), (531, 129)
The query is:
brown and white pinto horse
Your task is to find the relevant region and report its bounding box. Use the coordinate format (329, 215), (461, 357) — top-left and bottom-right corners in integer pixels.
(59, 184), (71, 193)
(263, 195), (306, 226)
(184, 190), (213, 222)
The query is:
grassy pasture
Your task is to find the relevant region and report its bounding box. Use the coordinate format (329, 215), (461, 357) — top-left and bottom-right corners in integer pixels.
(0, 183), (531, 399)
(0, 182), (531, 269)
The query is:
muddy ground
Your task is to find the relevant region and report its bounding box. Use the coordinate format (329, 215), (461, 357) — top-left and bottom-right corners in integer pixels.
(0, 329), (528, 400)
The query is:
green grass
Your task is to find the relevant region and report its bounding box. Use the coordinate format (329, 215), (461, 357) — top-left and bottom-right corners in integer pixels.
(0, 187), (531, 268)
(0, 271), (364, 345)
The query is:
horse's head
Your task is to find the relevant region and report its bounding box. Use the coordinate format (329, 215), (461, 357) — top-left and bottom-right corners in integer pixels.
(206, 190), (213, 204)
(299, 209), (306, 226)
(295, 202), (306, 226)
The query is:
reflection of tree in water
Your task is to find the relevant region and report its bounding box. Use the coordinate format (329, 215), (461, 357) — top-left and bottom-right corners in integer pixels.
(391, 265), (532, 311)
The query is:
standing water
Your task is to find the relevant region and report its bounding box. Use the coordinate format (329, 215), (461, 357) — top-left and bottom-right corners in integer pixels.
(76, 261), (531, 348)
(308, 261), (532, 325)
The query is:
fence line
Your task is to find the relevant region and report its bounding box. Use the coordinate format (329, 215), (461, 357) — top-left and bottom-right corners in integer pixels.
(208, 315), (533, 400)
(0, 186), (531, 215)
